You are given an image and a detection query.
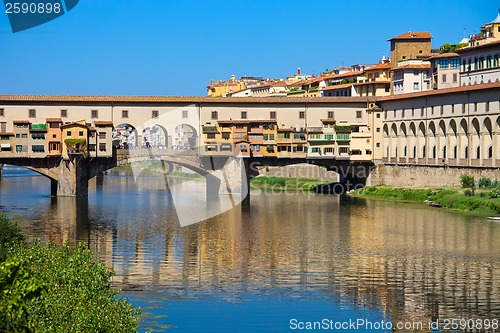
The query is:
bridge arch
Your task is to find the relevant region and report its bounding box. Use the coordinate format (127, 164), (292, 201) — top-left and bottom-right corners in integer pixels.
(142, 124), (168, 149)
(173, 124), (198, 150)
(113, 123), (138, 149)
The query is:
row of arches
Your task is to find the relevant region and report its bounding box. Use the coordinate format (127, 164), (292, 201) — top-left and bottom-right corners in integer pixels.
(383, 116), (500, 166)
(112, 123), (198, 150)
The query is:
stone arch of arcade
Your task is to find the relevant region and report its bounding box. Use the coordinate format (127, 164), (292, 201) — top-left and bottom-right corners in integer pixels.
(383, 114), (500, 167)
(113, 106), (200, 150)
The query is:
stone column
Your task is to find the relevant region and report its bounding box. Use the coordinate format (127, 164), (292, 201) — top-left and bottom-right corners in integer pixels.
(56, 155), (89, 196)
(493, 131), (499, 167)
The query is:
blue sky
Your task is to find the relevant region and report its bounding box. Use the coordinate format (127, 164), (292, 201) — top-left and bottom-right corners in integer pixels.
(0, 0), (499, 96)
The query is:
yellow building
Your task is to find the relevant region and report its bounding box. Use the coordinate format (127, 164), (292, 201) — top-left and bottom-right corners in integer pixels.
(60, 120), (92, 159)
(470, 12), (500, 46)
(355, 60), (391, 96)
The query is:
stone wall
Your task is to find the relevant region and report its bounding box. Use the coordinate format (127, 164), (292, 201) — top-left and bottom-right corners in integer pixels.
(369, 163), (500, 187)
(257, 163), (340, 182)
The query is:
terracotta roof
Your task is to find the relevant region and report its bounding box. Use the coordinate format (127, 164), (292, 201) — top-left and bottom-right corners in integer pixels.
(393, 63), (431, 70)
(46, 117), (62, 122)
(388, 32), (432, 41)
(330, 71), (363, 79)
(13, 120), (30, 124)
(60, 122), (89, 129)
(321, 83), (354, 91)
(365, 62), (391, 71)
(0, 95), (375, 104)
(93, 121), (114, 126)
(0, 132), (14, 136)
(426, 52), (459, 59)
(379, 81), (500, 101)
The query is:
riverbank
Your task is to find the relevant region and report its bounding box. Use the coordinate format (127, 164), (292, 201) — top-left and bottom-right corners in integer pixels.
(350, 186), (500, 215)
(250, 176), (330, 191)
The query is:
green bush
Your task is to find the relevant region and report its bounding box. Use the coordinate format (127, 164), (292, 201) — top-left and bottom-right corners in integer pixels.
(478, 177), (492, 188)
(0, 215), (25, 262)
(10, 242), (140, 333)
(464, 188), (475, 196)
(488, 188), (500, 198)
(460, 174), (475, 188)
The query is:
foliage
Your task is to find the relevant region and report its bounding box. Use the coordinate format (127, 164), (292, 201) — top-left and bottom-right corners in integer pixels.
(64, 138), (88, 157)
(478, 176), (492, 189)
(353, 186), (500, 214)
(251, 176), (329, 191)
(460, 174), (475, 188)
(334, 125), (353, 132)
(0, 214), (139, 333)
(0, 214), (25, 262)
(464, 188), (475, 196)
(0, 256), (44, 332)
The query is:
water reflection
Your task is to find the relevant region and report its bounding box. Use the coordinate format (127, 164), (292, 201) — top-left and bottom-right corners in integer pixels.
(1, 168), (499, 332)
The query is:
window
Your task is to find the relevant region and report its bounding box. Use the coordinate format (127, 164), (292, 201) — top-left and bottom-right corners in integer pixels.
(99, 143), (106, 151)
(79, 131), (84, 137)
(452, 73), (458, 83)
(439, 59), (449, 69)
(376, 142), (380, 148)
(327, 111), (334, 118)
(32, 133), (45, 139)
(324, 147), (334, 153)
(15, 134), (20, 138)
(32, 145), (45, 153)
(29, 109), (36, 118)
(222, 132), (230, 140)
(206, 133), (216, 139)
(52, 134), (57, 138)
(91, 110), (98, 118)
(99, 132), (106, 139)
(21, 133), (27, 139)
(462, 104), (466, 113)
(440, 105), (444, 115)
(239, 144), (248, 151)
(339, 147), (349, 154)
(0, 122), (5, 132)
(220, 144), (232, 151)
(16, 145), (22, 152)
(486, 101), (490, 112)
(299, 111), (305, 119)
(241, 111), (247, 119)
(152, 110), (159, 118)
(61, 109), (67, 118)
(474, 102), (478, 112)
(66, 131), (72, 136)
(356, 110), (362, 118)
(182, 110), (188, 118)
(413, 82), (419, 90)
(451, 104), (455, 113)
(263, 134), (268, 140)
(122, 110), (128, 118)
(270, 111), (276, 119)
(376, 113), (380, 118)
(442, 74), (447, 83)
(376, 127), (380, 132)
(250, 144), (260, 151)
(0, 108), (4, 117)
(211, 111), (218, 120)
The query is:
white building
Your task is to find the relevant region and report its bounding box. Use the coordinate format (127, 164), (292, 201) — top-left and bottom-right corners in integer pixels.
(391, 60), (431, 94)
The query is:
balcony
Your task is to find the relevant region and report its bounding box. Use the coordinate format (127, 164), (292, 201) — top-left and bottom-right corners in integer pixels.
(202, 125), (218, 133)
(306, 127), (323, 133)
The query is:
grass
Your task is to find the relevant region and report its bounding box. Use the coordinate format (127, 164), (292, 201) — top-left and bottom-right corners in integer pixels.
(352, 186), (500, 215)
(250, 176), (330, 191)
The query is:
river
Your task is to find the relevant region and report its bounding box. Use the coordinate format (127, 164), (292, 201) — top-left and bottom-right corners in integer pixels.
(1, 165), (499, 332)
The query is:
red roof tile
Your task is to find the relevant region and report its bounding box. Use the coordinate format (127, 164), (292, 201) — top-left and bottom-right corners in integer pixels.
(388, 32), (432, 41)
(93, 121), (114, 126)
(46, 117), (62, 122)
(13, 120), (30, 124)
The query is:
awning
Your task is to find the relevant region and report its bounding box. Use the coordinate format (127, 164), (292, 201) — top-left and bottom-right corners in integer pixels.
(1, 144), (11, 148)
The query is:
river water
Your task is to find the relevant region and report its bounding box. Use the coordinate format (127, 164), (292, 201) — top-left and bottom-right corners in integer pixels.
(1, 165), (499, 332)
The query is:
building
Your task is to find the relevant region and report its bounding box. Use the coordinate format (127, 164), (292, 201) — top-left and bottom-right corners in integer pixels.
(12, 120), (30, 157)
(428, 53), (461, 89)
(354, 60), (391, 97)
(469, 11), (500, 46)
(321, 71), (363, 97)
(29, 122), (47, 157)
(389, 32), (433, 67)
(46, 118), (63, 156)
(93, 121), (114, 157)
(391, 60), (431, 94)
(60, 120), (92, 159)
(456, 40), (500, 86)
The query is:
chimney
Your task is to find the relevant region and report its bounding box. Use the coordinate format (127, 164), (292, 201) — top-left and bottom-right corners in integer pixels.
(297, 67), (301, 75)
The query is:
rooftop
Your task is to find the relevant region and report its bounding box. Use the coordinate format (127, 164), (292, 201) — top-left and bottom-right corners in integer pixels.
(388, 32), (432, 41)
